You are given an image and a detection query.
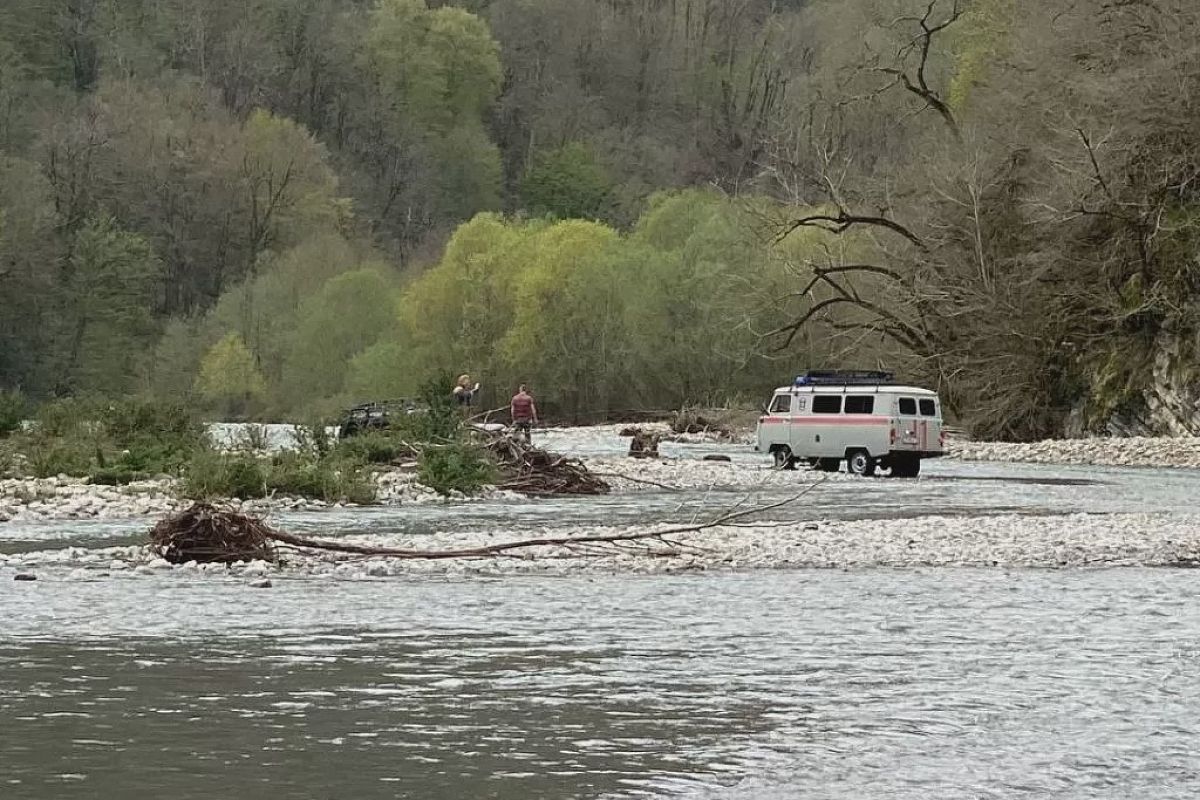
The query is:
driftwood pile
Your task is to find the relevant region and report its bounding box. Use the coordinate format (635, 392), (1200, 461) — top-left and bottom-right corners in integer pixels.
(149, 503), (276, 564)
(626, 430), (662, 458)
(485, 435), (609, 495)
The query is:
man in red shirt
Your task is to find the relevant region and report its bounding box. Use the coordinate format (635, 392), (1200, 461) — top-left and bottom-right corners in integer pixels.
(510, 384), (538, 444)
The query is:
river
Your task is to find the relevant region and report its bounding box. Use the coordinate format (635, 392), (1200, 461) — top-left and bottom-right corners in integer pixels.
(3, 429), (1200, 798)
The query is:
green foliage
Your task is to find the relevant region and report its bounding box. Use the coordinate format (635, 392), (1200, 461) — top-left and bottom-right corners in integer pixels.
(292, 420), (335, 461)
(196, 334), (267, 418)
(418, 442), (495, 496)
(334, 431), (414, 465)
(102, 400), (205, 452)
(183, 452), (267, 500)
(282, 269), (398, 403)
(55, 216), (163, 395)
(14, 398), (205, 481)
(182, 447), (374, 503)
(26, 441), (93, 479)
(378, 192), (798, 418)
(520, 142), (615, 221)
(949, 0), (1016, 111)
(0, 390), (27, 437)
(33, 397), (106, 440)
(264, 453), (376, 504)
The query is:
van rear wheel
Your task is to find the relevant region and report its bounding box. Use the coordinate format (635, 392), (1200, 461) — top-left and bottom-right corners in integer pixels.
(847, 449), (876, 477)
(891, 456), (921, 478)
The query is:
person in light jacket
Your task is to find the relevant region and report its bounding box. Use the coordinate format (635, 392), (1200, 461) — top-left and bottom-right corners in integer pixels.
(453, 374), (480, 411)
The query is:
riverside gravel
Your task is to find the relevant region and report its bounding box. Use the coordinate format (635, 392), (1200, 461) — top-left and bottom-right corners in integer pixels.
(948, 436), (1200, 469)
(4, 427), (1200, 575)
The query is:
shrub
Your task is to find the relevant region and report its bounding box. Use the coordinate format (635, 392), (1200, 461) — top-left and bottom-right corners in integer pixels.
(334, 430), (415, 465)
(34, 397), (104, 439)
(26, 441), (93, 478)
(89, 464), (150, 486)
(231, 423), (271, 455)
(418, 443), (495, 496)
(0, 390), (27, 437)
(265, 454), (375, 504)
(0, 439), (27, 478)
(102, 400), (206, 471)
(292, 419), (334, 459)
(183, 451), (267, 500)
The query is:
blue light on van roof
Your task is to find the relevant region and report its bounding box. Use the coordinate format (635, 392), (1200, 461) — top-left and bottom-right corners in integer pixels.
(794, 370), (896, 386)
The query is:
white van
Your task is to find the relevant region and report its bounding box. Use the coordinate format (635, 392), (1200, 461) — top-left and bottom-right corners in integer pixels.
(755, 370), (945, 477)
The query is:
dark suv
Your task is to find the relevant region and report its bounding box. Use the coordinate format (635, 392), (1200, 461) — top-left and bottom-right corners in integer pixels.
(336, 399), (422, 439)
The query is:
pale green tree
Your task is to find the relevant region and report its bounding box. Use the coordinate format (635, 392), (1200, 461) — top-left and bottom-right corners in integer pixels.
(281, 268), (397, 406)
(196, 332), (268, 419)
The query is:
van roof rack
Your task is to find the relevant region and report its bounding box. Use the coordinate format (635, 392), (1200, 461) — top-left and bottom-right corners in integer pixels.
(794, 369), (896, 386)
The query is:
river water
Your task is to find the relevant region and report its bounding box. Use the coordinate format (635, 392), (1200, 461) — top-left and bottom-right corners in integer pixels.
(3, 430), (1200, 798)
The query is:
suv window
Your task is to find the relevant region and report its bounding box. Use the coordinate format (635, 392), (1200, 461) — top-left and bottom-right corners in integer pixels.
(812, 395), (842, 414)
(919, 398), (937, 417)
(769, 394), (791, 413)
(898, 397), (917, 415)
(845, 396), (874, 414)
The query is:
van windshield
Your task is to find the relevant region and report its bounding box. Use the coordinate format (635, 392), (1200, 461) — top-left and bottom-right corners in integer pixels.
(769, 395), (791, 413)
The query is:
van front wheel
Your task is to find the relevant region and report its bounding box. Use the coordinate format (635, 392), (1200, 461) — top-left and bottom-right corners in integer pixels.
(847, 449), (877, 477)
(772, 448), (797, 470)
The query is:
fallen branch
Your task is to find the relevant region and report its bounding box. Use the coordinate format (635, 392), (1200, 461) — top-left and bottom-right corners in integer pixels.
(149, 485), (821, 565)
(589, 471), (682, 492)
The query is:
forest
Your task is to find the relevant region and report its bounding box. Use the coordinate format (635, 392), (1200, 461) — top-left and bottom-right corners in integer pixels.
(1, 0), (1198, 438)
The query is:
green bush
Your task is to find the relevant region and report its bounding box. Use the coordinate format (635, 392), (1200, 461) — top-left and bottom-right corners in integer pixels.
(183, 451), (267, 500)
(0, 390), (27, 437)
(334, 430), (415, 465)
(418, 443), (495, 496)
(102, 400), (206, 471)
(26, 441), (93, 478)
(292, 419), (334, 459)
(89, 464), (150, 486)
(265, 453), (375, 504)
(32, 398), (99, 440)
(0, 440), (21, 478)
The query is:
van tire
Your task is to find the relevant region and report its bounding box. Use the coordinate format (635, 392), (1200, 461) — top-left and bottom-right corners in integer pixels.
(772, 447), (797, 470)
(891, 456), (921, 478)
(847, 449), (876, 477)
(816, 457), (841, 473)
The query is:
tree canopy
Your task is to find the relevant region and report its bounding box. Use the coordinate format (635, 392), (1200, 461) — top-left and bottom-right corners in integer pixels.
(0, 0), (1197, 437)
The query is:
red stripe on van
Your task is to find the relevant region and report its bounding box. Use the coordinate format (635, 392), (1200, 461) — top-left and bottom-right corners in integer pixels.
(789, 416), (891, 425)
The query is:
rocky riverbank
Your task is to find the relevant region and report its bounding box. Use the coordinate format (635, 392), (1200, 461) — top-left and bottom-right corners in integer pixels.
(4, 511), (1199, 581)
(947, 436), (1200, 469)
(0, 467), (493, 522)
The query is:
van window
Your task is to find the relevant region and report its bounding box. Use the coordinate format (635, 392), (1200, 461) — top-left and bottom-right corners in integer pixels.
(844, 396), (875, 414)
(898, 398), (917, 415)
(812, 395), (842, 414)
(919, 399), (937, 416)
(769, 394), (791, 413)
